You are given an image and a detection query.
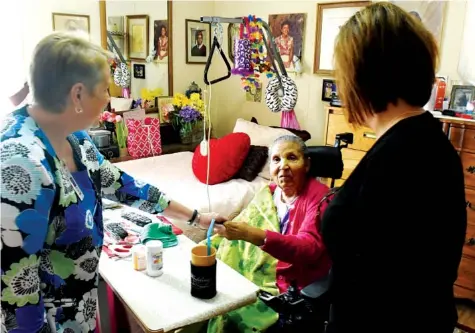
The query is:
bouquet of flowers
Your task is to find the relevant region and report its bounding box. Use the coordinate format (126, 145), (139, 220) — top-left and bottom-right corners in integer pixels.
(100, 111), (127, 149)
(169, 92), (205, 132)
(140, 88), (163, 108)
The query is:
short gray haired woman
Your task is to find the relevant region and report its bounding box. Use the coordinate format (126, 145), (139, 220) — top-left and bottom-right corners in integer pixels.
(0, 32), (226, 333)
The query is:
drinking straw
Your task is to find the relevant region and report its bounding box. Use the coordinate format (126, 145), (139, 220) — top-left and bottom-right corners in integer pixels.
(207, 218), (215, 256)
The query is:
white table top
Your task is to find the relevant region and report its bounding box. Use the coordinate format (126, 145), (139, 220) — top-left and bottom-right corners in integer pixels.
(99, 206), (260, 333)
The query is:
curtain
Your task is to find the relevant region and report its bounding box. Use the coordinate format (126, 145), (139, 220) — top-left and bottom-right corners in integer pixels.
(458, 0), (475, 86)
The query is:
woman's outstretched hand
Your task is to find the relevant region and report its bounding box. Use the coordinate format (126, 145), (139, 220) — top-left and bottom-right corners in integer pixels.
(214, 221), (266, 246)
(199, 212), (228, 229)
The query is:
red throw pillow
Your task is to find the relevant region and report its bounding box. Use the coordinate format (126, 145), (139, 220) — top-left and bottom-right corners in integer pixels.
(192, 133), (251, 185)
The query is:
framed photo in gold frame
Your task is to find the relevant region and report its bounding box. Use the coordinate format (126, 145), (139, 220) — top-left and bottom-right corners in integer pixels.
(313, 1), (371, 75)
(52, 13), (90, 34)
(157, 96), (175, 124)
(126, 15), (149, 62)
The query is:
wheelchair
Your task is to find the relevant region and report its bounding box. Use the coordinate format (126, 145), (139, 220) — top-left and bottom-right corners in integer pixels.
(258, 132), (354, 333)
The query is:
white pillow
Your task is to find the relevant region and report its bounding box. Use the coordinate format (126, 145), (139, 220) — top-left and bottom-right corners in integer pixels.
(233, 118), (295, 180)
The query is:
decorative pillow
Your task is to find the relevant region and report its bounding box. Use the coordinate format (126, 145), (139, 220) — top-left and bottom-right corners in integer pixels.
(233, 118), (295, 180)
(251, 117), (311, 142)
(236, 145), (268, 182)
(192, 132), (251, 185)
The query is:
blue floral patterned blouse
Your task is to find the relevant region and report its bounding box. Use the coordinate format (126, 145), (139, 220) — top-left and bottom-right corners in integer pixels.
(0, 107), (170, 333)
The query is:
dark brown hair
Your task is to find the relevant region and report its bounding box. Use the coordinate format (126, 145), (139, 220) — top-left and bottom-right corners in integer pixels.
(333, 2), (439, 126)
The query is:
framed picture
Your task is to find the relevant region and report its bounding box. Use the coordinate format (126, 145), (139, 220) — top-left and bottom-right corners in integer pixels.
(126, 15), (149, 62)
(228, 23), (240, 64)
(52, 13), (90, 34)
(157, 96), (175, 123)
(268, 13), (306, 72)
(449, 85), (475, 112)
(133, 64), (145, 79)
(186, 19), (211, 64)
(314, 1), (371, 75)
(322, 79), (337, 102)
(153, 20), (169, 63)
(390, 1), (446, 47)
(108, 16), (126, 58)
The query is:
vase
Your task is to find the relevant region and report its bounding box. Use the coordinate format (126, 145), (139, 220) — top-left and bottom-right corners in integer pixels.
(119, 147), (129, 157)
(179, 127), (192, 144)
(179, 121), (207, 144)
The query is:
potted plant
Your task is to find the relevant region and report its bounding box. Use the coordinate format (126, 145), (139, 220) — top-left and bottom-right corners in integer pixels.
(100, 111), (128, 156)
(170, 93), (207, 144)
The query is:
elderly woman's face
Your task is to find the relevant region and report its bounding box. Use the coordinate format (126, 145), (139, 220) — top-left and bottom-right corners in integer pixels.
(270, 141), (309, 193)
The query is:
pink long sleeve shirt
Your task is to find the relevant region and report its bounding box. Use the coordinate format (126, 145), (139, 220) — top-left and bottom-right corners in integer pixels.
(262, 178), (332, 293)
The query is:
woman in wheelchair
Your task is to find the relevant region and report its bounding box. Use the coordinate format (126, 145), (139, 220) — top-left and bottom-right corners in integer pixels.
(217, 134), (331, 293)
(202, 135), (332, 333)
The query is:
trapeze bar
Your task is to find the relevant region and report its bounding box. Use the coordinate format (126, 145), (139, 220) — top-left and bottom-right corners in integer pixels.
(200, 16), (244, 24)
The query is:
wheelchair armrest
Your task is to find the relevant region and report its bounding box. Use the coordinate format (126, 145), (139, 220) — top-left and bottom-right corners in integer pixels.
(300, 273), (331, 299)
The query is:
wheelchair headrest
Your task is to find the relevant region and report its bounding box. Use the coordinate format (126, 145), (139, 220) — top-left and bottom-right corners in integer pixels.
(307, 146), (343, 180)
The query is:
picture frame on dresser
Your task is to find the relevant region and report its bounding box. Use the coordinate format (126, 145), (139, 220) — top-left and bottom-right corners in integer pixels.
(449, 85), (475, 112)
(322, 79), (336, 102)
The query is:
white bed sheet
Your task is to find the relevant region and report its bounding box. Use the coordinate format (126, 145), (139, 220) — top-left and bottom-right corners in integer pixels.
(114, 152), (268, 218)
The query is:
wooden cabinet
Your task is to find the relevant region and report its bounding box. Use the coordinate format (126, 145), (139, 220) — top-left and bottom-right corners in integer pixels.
(323, 106), (475, 302)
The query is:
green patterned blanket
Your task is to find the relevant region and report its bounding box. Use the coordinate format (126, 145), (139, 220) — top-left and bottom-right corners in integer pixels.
(201, 185), (280, 333)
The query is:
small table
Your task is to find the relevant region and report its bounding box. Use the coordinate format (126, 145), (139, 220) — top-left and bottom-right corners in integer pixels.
(99, 208), (259, 333)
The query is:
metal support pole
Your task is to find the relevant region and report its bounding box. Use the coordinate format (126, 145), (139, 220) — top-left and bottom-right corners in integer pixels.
(200, 16), (288, 89)
(200, 16), (244, 24)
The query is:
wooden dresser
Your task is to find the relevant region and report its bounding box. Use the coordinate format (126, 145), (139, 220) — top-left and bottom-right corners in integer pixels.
(323, 105), (475, 302)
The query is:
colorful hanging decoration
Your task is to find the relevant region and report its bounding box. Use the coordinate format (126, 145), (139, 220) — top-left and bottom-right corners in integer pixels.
(232, 17), (253, 77)
(232, 15), (275, 94)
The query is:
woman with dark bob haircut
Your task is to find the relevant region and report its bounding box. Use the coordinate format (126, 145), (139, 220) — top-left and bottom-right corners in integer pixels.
(321, 3), (466, 332)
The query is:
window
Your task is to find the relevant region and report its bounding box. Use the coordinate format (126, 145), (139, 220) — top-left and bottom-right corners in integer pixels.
(458, 0), (475, 86)
(0, 2), (27, 119)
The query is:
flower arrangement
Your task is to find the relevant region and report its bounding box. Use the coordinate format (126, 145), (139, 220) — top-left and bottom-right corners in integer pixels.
(140, 88), (163, 109)
(172, 93), (205, 114)
(168, 93), (206, 144)
(100, 111), (127, 149)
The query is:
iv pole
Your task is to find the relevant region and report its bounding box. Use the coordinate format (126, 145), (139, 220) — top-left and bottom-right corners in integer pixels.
(200, 16), (288, 87)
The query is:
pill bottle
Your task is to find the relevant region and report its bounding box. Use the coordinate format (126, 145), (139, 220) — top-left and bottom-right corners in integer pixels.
(146, 240), (163, 277)
(132, 245), (146, 271)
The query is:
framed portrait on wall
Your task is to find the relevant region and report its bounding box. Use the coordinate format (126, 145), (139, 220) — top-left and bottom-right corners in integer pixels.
(268, 13), (306, 73)
(390, 1), (446, 47)
(52, 13), (90, 34)
(126, 15), (149, 62)
(313, 1), (371, 75)
(133, 64), (145, 79)
(186, 19), (211, 64)
(153, 20), (169, 63)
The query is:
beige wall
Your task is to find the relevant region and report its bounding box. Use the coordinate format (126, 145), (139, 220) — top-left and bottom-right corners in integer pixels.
(210, 0), (468, 145)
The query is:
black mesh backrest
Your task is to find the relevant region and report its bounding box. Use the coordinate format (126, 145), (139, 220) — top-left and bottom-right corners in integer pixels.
(307, 146), (343, 179)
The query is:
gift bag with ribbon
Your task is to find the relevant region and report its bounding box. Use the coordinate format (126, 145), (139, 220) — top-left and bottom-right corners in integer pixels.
(126, 117), (162, 158)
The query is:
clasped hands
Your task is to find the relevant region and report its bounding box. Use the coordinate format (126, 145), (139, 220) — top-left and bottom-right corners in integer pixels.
(199, 213), (265, 246)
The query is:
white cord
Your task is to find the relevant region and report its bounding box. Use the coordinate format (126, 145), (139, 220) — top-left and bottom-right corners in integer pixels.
(203, 85), (212, 213)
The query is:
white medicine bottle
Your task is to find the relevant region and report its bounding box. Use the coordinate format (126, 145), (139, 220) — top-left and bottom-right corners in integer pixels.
(145, 240), (163, 277)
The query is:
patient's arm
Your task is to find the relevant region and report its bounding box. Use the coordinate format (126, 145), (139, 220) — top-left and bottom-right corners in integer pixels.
(260, 198), (329, 265)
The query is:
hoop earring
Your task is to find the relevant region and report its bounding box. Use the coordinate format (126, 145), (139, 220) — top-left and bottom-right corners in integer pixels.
(75, 107), (83, 114)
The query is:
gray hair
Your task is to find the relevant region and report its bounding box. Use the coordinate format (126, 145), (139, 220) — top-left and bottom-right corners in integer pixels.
(269, 134), (309, 157)
(29, 32), (112, 113)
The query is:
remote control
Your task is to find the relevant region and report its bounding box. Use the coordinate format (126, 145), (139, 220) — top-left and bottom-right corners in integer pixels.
(105, 223), (128, 240)
(121, 211), (153, 227)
